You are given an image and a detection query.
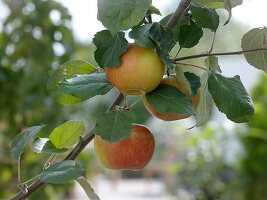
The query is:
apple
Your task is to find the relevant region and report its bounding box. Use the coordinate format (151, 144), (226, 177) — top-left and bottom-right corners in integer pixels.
(94, 124), (155, 170)
(143, 75), (200, 121)
(104, 45), (164, 95)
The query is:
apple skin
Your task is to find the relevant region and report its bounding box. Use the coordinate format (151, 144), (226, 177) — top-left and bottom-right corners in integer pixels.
(143, 75), (200, 121)
(94, 124), (155, 170)
(104, 45), (164, 96)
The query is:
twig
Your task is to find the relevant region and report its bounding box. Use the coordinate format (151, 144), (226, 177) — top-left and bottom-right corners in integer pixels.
(174, 48), (267, 61)
(166, 0), (191, 28)
(174, 61), (209, 72)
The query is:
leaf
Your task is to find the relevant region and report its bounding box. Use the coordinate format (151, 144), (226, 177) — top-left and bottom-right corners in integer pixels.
(130, 22), (176, 68)
(149, 22), (175, 51)
(205, 56), (221, 72)
(222, 0), (243, 25)
(189, 2), (219, 32)
(47, 60), (96, 104)
(40, 160), (85, 184)
(10, 125), (45, 160)
(97, 0), (152, 34)
(184, 72), (201, 96)
(32, 137), (68, 154)
(193, 0), (243, 25)
(146, 84), (195, 116)
(58, 73), (113, 100)
(195, 72), (214, 127)
(175, 66), (192, 95)
(93, 30), (128, 68)
(147, 5), (161, 16)
(129, 24), (156, 48)
(208, 72), (254, 123)
(49, 120), (85, 149)
(148, 22), (176, 68)
(159, 13), (172, 26)
(193, 0), (224, 8)
(241, 27), (267, 73)
(193, 0), (242, 9)
(156, 47), (174, 69)
(177, 19), (203, 48)
(95, 110), (134, 143)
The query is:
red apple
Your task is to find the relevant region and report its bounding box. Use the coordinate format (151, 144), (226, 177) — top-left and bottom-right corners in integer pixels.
(94, 124), (155, 170)
(104, 45), (164, 95)
(143, 75), (200, 121)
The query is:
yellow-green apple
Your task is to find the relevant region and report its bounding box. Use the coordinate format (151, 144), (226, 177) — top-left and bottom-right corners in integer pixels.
(104, 45), (164, 95)
(94, 124), (155, 170)
(143, 75), (200, 121)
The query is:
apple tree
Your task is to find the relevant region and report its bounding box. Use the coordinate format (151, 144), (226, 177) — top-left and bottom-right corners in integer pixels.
(6, 0), (267, 199)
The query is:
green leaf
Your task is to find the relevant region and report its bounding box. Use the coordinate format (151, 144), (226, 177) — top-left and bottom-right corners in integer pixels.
(147, 5), (161, 16)
(241, 27), (267, 73)
(177, 19), (203, 48)
(193, 0), (224, 8)
(189, 2), (219, 32)
(146, 22), (175, 68)
(40, 160), (85, 184)
(130, 22), (175, 68)
(95, 110), (134, 143)
(97, 0), (152, 34)
(159, 13), (172, 26)
(47, 60), (96, 104)
(193, 0), (242, 9)
(129, 24), (156, 48)
(146, 84), (195, 116)
(205, 56), (221, 72)
(175, 66), (192, 95)
(193, 0), (243, 25)
(195, 72), (213, 127)
(93, 30), (128, 68)
(49, 120), (85, 149)
(58, 73), (113, 100)
(208, 72), (254, 123)
(149, 22), (175, 52)
(32, 137), (68, 154)
(184, 72), (201, 96)
(156, 47), (174, 69)
(10, 125), (45, 160)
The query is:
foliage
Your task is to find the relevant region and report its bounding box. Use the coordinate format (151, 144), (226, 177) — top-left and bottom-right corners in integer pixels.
(2, 0), (267, 199)
(168, 73), (267, 200)
(0, 0), (76, 199)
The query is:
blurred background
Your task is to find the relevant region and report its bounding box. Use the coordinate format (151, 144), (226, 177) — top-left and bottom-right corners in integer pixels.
(1, 0), (267, 199)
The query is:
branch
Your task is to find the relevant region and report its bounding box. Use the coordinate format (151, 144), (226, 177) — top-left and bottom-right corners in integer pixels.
(173, 48), (267, 61)
(8, 93), (124, 200)
(166, 0), (191, 28)
(8, 1), (190, 199)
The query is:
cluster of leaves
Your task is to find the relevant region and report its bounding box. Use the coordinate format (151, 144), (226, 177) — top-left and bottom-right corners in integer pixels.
(169, 74), (267, 200)
(5, 0), (267, 198)
(0, 0), (79, 198)
(48, 0), (266, 146)
(11, 121), (86, 183)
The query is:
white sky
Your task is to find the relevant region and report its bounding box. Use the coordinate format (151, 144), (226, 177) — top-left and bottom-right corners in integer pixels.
(55, 0), (267, 42)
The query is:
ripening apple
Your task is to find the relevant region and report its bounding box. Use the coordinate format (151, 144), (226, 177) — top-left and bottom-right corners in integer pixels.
(104, 45), (164, 95)
(94, 124), (155, 170)
(143, 75), (200, 121)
